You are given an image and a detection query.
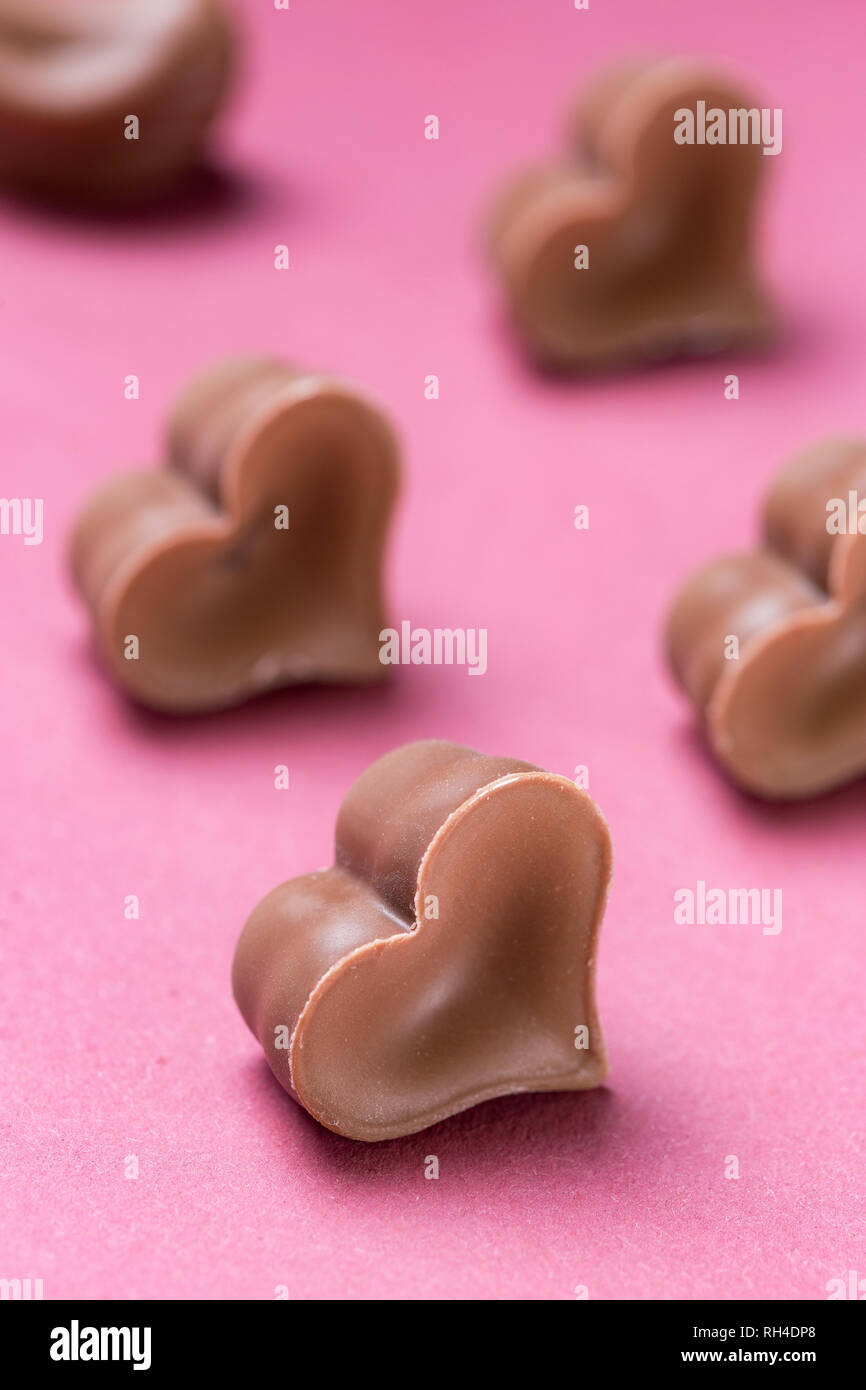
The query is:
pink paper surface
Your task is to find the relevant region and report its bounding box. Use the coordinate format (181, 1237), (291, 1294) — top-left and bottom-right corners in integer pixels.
(1, 0), (864, 1301)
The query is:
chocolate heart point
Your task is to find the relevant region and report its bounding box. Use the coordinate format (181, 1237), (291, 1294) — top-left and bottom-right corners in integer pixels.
(233, 740), (612, 1141)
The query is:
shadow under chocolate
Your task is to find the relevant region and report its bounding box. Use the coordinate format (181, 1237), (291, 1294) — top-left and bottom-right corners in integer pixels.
(246, 1055), (619, 1179)
(670, 720), (866, 826)
(482, 293), (831, 395)
(1, 162), (284, 238)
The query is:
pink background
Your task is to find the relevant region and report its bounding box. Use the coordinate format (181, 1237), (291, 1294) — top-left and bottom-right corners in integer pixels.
(2, 0), (864, 1301)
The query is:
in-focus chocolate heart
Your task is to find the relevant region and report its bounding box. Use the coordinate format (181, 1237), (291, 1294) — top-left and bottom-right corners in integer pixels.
(70, 357), (400, 712)
(0, 0), (235, 204)
(232, 740), (612, 1141)
(488, 56), (777, 369)
(666, 438), (866, 799)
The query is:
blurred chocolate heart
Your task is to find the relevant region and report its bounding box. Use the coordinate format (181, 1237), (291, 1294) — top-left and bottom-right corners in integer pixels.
(70, 357), (400, 712)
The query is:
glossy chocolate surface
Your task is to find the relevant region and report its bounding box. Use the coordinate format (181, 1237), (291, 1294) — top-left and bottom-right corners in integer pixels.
(232, 740), (612, 1141)
(488, 56), (776, 369)
(70, 357), (400, 712)
(666, 438), (866, 798)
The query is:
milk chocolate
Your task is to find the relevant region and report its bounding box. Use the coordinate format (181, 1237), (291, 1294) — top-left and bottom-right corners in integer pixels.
(70, 357), (400, 712)
(488, 57), (776, 369)
(666, 438), (866, 799)
(232, 740), (612, 1141)
(0, 0), (235, 204)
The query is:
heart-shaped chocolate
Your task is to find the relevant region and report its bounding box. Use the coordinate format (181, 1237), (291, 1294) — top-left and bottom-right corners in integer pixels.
(488, 57), (777, 369)
(70, 357), (400, 712)
(0, 0), (234, 204)
(666, 438), (866, 799)
(232, 740), (612, 1141)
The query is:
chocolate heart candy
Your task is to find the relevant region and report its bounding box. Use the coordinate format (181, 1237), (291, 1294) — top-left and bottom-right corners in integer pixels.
(488, 56), (777, 369)
(666, 438), (866, 799)
(70, 357), (400, 712)
(0, 0), (235, 204)
(232, 740), (612, 1142)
